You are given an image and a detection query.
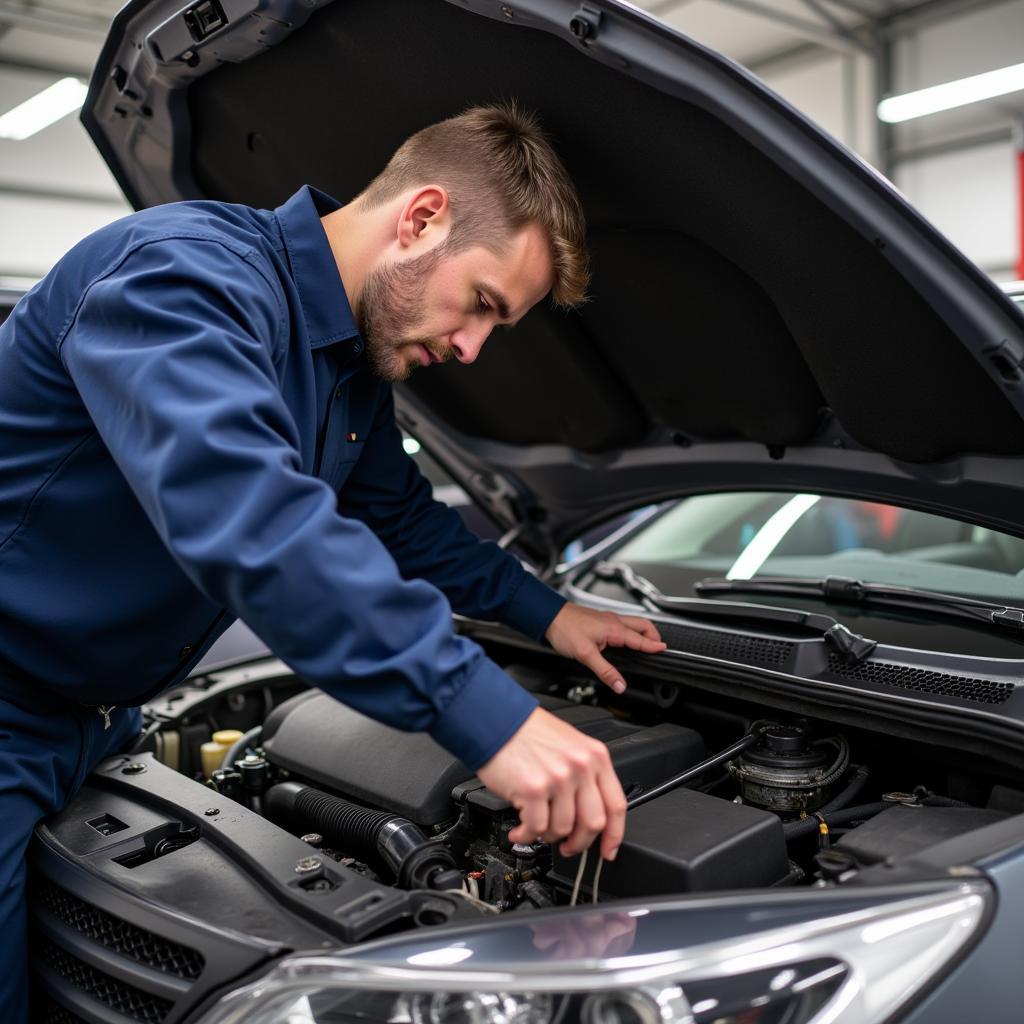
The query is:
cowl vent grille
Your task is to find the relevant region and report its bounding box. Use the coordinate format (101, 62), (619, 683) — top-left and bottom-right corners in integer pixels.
(659, 621), (793, 667)
(37, 938), (173, 1023)
(36, 879), (204, 979)
(827, 654), (1014, 705)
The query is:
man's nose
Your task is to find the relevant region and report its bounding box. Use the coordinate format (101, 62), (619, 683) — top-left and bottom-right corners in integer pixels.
(450, 323), (492, 364)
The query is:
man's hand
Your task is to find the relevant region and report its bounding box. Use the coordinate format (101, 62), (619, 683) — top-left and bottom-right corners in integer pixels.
(545, 602), (666, 694)
(476, 707), (626, 860)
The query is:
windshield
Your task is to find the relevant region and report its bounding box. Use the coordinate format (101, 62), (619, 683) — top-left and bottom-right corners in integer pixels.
(610, 493), (1024, 603)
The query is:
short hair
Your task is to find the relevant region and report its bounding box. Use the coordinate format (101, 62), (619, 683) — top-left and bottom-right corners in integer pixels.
(356, 103), (588, 308)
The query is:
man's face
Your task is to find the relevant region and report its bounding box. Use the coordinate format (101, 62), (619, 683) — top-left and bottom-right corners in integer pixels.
(358, 221), (554, 382)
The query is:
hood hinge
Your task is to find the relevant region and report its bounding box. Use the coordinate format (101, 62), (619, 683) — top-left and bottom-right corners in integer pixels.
(474, 472), (559, 576)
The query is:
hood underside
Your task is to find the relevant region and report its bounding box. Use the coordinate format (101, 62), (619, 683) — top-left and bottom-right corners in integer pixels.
(84, 0), (1024, 552)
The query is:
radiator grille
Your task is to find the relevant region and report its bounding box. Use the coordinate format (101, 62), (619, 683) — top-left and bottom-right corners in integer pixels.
(32, 993), (90, 1024)
(36, 879), (204, 980)
(659, 621), (793, 667)
(827, 655), (1014, 706)
(37, 938), (173, 1024)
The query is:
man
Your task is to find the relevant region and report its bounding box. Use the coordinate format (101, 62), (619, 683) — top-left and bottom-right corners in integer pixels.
(0, 103), (665, 1018)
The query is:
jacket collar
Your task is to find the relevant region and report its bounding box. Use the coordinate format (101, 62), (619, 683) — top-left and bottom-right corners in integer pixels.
(275, 185), (361, 349)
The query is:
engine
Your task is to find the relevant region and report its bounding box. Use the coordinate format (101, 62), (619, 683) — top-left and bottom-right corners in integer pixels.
(193, 688), (1009, 912)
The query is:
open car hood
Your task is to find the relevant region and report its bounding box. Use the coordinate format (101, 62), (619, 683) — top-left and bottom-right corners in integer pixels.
(83, 0), (1024, 562)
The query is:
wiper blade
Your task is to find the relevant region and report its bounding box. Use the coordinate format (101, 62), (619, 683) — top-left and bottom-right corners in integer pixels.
(592, 561), (877, 662)
(696, 574), (1024, 634)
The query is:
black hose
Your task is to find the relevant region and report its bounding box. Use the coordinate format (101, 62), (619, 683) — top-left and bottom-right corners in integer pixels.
(913, 785), (970, 808)
(264, 782), (463, 890)
(223, 726), (262, 772)
(811, 735), (851, 788)
(921, 794), (970, 807)
(265, 781), (398, 860)
(783, 800), (889, 842)
(818, 765), (869, 815)
(628, 726), (765, 811)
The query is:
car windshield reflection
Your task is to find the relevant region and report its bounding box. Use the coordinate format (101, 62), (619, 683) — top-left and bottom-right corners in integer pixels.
(608, 492), (1024, 603)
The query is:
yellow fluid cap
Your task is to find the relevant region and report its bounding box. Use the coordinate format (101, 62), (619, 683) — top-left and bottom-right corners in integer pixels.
(201, 740), (229, 778)
(212, 729), (244, 746)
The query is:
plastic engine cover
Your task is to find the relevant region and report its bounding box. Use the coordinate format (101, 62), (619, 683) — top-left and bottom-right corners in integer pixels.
(262, 691), (705, 827)
(553, 787), (791, 897)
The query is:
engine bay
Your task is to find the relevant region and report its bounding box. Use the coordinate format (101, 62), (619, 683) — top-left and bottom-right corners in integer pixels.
(99, 650), (1023, 920)
(29, 636), (1024, 1023)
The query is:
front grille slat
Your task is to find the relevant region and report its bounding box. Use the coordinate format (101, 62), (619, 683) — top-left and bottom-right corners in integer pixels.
(37, 939), (174, 1024)
(827, 654), (1014, 705)
(35, 879), (204, 980)
(31, 993), (91, 1024)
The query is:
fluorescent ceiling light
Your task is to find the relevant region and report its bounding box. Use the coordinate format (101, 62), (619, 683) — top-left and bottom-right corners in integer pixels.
(0, 77), (88, 141)
(878, 61), (1024, 123)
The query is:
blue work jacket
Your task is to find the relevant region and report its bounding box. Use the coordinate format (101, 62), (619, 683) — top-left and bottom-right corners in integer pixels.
(0, 185), (565, 769)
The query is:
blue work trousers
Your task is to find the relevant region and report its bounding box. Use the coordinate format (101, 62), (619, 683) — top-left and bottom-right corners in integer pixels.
(0, 698), (141, 1023)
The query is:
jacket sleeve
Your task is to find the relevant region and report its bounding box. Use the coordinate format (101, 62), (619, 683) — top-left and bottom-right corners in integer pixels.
(58, 237), (536, 770)
(337, 386), (566, 642)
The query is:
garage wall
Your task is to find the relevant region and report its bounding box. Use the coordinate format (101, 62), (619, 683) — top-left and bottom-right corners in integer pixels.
(758, 50), (879, 165)
(887, 0), (1024, 280)
(0, 65), (129, 280)
(0, 192), (128, 280)
(737, 1), (1023, 281)
(894, 139), (1017, 277)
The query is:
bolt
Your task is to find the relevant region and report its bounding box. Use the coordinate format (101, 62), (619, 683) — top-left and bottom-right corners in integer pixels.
(511, 843), (536, 857)
(295, 856), (323, 874)
(569, 12), (599, 41)
(501, 5), (514, 17)
(121, 762), (147, 775)
(301, 833), (323, 848)
(204, 807), (220, 816)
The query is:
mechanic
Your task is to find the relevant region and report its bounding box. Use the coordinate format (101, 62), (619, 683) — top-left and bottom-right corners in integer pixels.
(0, 103), (666, 1019)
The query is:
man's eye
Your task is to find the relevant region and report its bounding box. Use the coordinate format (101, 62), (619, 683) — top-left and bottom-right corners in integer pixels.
(477, 293), (490, 314)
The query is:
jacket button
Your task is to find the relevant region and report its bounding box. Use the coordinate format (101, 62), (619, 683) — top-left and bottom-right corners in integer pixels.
(179, 643), (194, 658)
(352, 340), (363, 355)
(334, 385), (343, 399)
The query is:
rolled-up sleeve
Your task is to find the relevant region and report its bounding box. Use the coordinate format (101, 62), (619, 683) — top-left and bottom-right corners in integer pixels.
(59, 237), (536, 769)
(337, 386), (567, 641)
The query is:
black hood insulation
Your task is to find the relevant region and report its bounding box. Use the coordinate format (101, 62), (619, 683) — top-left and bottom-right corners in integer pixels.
(187, 0), (1024, 464)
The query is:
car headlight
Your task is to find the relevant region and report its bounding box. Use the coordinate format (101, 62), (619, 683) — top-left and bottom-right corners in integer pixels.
(198, 881), (988, 1024)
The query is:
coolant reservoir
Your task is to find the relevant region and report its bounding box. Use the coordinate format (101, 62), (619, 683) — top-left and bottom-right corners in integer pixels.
(200, 729), (244, 778)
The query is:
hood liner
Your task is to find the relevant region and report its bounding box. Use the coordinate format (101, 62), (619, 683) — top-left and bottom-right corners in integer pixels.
(84, 0), (1024, 550)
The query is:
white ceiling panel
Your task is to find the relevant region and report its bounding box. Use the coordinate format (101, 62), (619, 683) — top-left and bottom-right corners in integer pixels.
(0, 25), (101, 75)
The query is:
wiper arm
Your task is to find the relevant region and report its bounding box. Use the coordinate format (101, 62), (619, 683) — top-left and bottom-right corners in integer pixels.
(696, 574), (1024, 634)
(591, 561), (877, 662)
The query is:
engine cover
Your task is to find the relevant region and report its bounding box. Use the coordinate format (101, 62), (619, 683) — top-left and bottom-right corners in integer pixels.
(262, 691), (706, 827)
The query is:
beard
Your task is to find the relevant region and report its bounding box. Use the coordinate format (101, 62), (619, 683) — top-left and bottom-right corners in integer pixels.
(356, 247), (454, 382)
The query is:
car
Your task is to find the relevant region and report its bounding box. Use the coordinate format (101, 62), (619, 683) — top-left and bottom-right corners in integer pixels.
(27, 2), (1024, 1023)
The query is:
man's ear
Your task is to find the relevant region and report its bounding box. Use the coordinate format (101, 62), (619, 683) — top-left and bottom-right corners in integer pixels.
(397, 186), (450, 249)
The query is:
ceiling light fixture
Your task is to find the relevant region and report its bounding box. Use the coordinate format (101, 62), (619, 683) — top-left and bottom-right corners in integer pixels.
(878, 61), (1024, 123)
(0, 77), (89, 141)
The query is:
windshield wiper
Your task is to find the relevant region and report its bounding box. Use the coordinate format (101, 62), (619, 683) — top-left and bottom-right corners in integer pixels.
(695, 574), (1024, 634)
(591, 561), (877, 662)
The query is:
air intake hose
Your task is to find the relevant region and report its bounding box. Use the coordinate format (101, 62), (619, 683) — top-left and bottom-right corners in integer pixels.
(264, 782), (462, 891)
